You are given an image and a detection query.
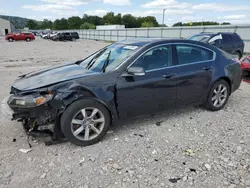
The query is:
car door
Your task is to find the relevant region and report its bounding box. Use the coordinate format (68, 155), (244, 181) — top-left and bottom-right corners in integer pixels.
(173, 44), (215, 106)
(115, 44), (178, 119)
(64, 33), (71, 40)
(221, 34), (234, 54)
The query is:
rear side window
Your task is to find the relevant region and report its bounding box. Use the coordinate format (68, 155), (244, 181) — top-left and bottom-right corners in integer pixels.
(222, 34), (233, 44)
(176, 45), (214, 65)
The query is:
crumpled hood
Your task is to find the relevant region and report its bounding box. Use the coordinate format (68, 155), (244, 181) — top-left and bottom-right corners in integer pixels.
(12, 63), (98, 91)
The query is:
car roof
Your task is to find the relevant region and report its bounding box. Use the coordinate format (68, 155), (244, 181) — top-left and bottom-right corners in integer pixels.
(116, 37), (216, 47)
(116, 38), (185, 46)
(199, 32), (238, 35)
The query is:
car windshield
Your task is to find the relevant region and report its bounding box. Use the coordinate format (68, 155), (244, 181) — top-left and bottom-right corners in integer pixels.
(188, 34), (211, 43)
(80, 43), (140, 72)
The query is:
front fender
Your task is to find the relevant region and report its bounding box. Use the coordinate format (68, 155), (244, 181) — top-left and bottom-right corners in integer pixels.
(49, 81), (118, 122)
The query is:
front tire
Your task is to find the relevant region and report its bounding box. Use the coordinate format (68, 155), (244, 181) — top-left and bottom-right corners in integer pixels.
(26, 38), (31, 42)
(204, 80), (230, 111)
(8, 38), (13, 42)
(61, 99), (111, 146)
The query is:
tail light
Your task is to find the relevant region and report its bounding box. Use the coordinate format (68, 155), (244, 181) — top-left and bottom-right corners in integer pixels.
(243, 57), (250, 64)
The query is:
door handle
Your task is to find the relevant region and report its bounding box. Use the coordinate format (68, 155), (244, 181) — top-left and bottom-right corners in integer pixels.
(162, 74), (174, 79)
(202, 66), (213, 71)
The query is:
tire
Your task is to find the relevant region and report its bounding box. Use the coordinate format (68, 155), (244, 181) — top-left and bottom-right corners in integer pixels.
(8, 38), (13, 42)
(203, 80), (230, 111)
(61, 99), (111, 146)
(26, 38), (31, 42)
(72, 38), (76, 41)
(234, 52), (241, 60)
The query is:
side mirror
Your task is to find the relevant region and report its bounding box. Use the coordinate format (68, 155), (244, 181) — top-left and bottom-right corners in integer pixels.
(127, 67), (145, 76)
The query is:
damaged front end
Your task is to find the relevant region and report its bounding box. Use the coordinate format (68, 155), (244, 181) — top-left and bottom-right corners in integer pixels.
(5, 86), (60, 140)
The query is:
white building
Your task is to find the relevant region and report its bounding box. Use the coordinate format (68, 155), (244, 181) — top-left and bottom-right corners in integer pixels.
(96, 25), (125, 30)
(0, 18), (15, 36)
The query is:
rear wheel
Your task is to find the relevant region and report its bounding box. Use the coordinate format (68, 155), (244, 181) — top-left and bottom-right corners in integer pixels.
(204, 80), (230, 111)
(26, 37), (31, 42)
(61, 99), (111, 146)
(72, 37), (76, 41)
(8, 38), (13, 42)
(234, 52), (241, 60)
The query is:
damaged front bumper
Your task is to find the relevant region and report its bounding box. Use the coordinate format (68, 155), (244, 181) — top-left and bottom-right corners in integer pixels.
(3, 93), (58, 131)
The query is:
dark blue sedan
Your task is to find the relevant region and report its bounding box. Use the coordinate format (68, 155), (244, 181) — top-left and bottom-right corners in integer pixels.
(3, 38), (242, 146)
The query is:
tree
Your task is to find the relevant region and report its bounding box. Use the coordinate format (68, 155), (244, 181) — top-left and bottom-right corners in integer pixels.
(39, 19), (53, 29)
(138, 16), (159, 27)
(141, 21), (155, 27)
(221, 22), (231, 25)
(172, 22), (183, 27)
(80, 22), (95, 29)
(68, 16), (82, 29)
(122, 14), (138, 28)
(53, 18), (69, 30)
(103, 12), (116, 25)
(25, 20), (37, 29)
(115, 13), (122, 25)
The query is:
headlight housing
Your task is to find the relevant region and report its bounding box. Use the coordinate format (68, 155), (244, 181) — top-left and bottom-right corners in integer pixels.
(8, 92), (54, 108)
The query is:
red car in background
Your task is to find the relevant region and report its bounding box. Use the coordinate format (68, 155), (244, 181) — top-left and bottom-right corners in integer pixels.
(5, 32), (35, 42)
(241, 55), (250, 76)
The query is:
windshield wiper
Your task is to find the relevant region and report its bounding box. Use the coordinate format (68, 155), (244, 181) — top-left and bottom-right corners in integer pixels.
(101, 50), (111, 73)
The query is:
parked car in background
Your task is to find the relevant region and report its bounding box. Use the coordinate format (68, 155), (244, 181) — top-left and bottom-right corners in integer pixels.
(241, 55), (250, 76)
(2, 38), (242, 146)
(5, 32), (35, 42)
(188, 32), (244, 59)
(53, 32), (79, 41)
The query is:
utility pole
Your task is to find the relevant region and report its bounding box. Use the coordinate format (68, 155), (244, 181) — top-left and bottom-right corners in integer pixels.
(162, 8), (167, 26)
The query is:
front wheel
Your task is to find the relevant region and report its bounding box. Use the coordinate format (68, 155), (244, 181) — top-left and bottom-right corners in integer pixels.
(204, 80), (230, 111)
(8, 38), (13, 42)
(61, 99), (111, 146)
(26, 38), (31, 42)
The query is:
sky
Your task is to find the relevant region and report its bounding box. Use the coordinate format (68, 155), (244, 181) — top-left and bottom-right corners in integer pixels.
(0, 0), (250, 26)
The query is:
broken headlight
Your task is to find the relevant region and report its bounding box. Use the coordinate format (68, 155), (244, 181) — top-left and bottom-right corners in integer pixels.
(8, 92), (54, 108)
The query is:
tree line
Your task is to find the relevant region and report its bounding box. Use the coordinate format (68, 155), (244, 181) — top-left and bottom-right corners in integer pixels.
(26, 12), (160, 30)
(25, 12), (231, 30)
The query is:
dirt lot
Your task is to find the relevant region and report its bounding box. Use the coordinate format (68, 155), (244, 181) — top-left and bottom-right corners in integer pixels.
(1, 37), (250, 188)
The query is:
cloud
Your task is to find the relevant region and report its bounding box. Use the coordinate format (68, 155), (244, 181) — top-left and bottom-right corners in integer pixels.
(22, 4), (79, 16)
(223, 15), (246, 20)
(141, 0), (191, 9)
(125, 9), (192, 17)
(192, 3), (250, 12)
(0, 9), (8, 15)
(103, 0), (131, 6)
(40, 0), (94, 6)
(84, 9), (108, 16)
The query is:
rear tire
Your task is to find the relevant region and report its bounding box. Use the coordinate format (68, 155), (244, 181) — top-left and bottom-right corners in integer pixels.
(26, 38), (31, 42)
(234, 52), (241, 60)
(72, 38), (76, 41)
(8, 38), (13, 42)
(61, 99), (111, 146)
(203, 80), (230, 111)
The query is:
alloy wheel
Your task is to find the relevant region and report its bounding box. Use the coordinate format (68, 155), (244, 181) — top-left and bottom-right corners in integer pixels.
(211, 84), (228, 108)
(71, 107), (105, 141)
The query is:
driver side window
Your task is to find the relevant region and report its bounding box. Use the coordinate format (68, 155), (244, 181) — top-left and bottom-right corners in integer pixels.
(131, 45), (172, 72)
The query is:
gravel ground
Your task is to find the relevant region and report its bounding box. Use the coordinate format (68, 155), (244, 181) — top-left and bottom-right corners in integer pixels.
(1, 37), (250, 188)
